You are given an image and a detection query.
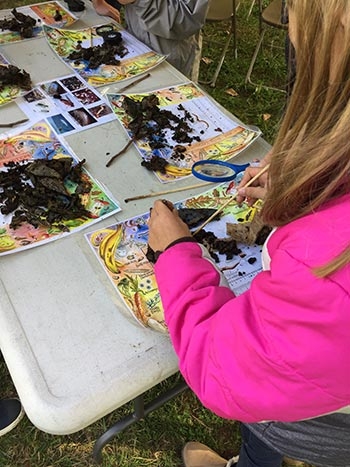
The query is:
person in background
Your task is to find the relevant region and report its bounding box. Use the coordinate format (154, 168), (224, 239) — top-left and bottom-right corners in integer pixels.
(148, 0), (350, 466)
(92, 0), (209, 81)
(0, 398), (24, 436)
(91, 0), (121, 23)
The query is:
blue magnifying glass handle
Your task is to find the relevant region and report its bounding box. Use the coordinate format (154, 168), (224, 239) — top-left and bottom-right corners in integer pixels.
(192, 160), (250, 182)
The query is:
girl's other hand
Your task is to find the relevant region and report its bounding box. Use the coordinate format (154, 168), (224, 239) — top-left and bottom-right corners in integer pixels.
(148, 200), (191, 253)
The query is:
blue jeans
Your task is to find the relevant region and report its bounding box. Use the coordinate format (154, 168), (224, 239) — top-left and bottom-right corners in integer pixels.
(236, 424), (283, 467)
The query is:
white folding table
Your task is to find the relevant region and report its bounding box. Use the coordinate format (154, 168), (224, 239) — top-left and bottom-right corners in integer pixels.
(0, 3), (271, 462)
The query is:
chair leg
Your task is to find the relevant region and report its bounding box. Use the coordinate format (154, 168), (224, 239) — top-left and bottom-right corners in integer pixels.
(200, 32), (233, 87)
(245, 28), (286, 93)
(245, 28), (266, 86)
(199, 0), (238, 87)
(210, 30), (234, 87)
(200, 5), (237, 87)
(247, 0), (257, 18)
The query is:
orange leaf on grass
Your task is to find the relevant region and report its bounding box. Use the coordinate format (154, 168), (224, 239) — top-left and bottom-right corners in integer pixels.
(225, 88), (239, 97)
(201, 56), (213, 65)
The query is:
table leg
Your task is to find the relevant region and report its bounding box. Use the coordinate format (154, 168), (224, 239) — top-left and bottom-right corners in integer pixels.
(92, 379), (188, 464)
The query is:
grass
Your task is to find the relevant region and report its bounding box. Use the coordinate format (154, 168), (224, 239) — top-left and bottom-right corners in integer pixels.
(0, 1), (292, 466)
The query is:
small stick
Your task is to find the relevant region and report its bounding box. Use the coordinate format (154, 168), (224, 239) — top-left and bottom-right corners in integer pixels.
(0, 118), (29, 128)
(90, 27), (94, 48)
(106, 138), (135, 167)
(124, 181), (214, 203)
(193, 164), (270, 235)
(117, 73), (151, 93)
(106, 119), (144, 167)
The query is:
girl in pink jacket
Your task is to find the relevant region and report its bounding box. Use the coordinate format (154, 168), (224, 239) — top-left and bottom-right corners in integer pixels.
(148, 1), (350, 466)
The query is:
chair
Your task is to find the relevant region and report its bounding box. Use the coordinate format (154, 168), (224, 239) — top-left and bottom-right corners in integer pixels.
(245, 0), (288, 92)
(200, 0), (238, 88)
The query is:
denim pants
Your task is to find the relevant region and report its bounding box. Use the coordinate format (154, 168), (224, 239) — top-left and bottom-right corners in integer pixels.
(236, 424), (284, 467)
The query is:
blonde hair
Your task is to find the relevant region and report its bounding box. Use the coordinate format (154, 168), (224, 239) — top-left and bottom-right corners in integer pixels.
(261, 0), (350, 276)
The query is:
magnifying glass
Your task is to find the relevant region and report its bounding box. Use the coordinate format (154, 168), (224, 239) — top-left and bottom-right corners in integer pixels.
(95, 24), (114, 36)
(95, 25), (122, 45)
(192, 160), (250, 182)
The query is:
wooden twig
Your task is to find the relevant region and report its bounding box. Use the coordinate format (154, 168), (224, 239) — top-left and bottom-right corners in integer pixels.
(124, 181), (214, 203)
(0, 118), (29, 128)
(90, 27), (94, 48)
(117, 73), (151, 93)
(106, 138), (136, 167)
(193, 164), (270, 235)
(106, 120), (144, 167)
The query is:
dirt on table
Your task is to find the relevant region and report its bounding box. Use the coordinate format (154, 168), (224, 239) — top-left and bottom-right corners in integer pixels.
(0, 8), (37, 38)
(121, 95), (204, 173)
(0, 63), (32, 91)
(0, 157), (92, 231)
(68, 31), (127, 69)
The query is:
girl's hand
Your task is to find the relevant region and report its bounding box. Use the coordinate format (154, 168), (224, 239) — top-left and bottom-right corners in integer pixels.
(148, 200), (191, 252)
(235, 153), (271, 205)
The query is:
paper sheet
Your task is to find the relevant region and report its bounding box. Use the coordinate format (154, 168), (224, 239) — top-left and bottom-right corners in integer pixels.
(86, 180), (263, 332)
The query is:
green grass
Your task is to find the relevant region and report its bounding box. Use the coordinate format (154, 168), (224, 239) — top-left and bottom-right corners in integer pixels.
(199, 3), (287, 144)
(0, 1), (293, 466)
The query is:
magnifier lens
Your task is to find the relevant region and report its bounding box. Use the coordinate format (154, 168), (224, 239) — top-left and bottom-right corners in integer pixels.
(193, 162), (236, 180)
(95, 25), (114, 36)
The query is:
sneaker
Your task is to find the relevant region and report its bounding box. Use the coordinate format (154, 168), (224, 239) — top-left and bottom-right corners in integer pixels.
(0, 398), (24, 436)
(182, 442), (239, 467)
(283, 457), (311, 467)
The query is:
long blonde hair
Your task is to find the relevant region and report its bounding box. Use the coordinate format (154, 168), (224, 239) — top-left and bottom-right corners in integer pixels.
(261, 0), (350, 276)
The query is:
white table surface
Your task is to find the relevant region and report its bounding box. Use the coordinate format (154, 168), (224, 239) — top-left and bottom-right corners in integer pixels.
(0, 2), (271, 435)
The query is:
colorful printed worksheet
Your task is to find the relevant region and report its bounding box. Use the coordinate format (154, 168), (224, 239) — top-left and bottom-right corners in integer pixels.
(0, 2), (78, 45)
(85, 180), (264, 333)
(0, 120), (121, 255)
(43, 23), (166, 86)
(0, 52), (29, 107)
(107, 82), (260, 183)
(17, 74), (116, 135)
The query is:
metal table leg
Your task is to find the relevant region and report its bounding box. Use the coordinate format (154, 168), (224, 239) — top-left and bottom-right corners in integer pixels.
(93, 379), (188, 464)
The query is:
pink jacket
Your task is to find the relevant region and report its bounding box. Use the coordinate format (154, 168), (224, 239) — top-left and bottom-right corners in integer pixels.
(155, 194), (350, 423)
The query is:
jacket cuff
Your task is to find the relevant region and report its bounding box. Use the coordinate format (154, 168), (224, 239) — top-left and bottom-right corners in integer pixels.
(165, 236), (197, 251)
(149, 237), (197, 264)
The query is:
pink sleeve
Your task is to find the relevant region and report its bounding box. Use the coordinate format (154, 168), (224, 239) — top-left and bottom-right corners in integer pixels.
(155, 241), (350, 422)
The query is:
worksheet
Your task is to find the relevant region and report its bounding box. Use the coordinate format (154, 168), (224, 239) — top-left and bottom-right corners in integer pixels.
(107, 82), (260, 182)
(43, 22), (166, 86)
(0, 120), (121, 255)
(86, 180), (264, 333)
(0, 1), (78, 45)
(0, 52), (27, 106)
(17, 74), (116, 135)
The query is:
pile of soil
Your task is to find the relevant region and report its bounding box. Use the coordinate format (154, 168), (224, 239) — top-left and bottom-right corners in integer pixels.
(68, 31), (127, 69)
(122, 95), (204, 173)
(0, 8), (37, 38)
(0, 157), (92, 231)
(0, 64), (32, 91)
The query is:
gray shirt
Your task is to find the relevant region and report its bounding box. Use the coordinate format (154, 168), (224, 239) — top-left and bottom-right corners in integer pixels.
(123, 0), (209, 81)
(246, 412), (350, 467)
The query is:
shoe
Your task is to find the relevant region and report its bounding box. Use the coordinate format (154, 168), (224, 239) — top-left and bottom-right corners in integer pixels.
(182, 442), (239, 467)
(283, 457), (310, 467)
(0, 398), (24, 436)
